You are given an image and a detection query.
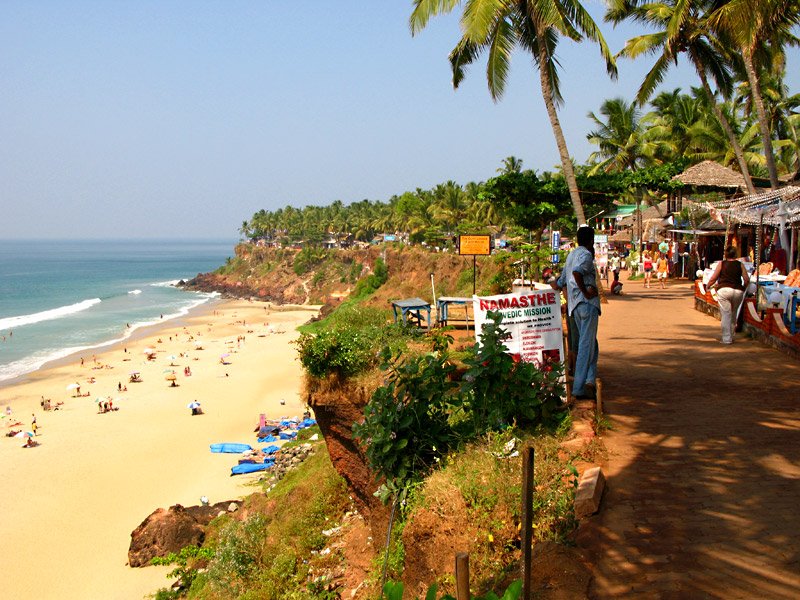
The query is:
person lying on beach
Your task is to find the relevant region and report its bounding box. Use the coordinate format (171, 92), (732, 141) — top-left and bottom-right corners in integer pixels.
(23, 437), (39, 448)
(6, 429), (21, 437)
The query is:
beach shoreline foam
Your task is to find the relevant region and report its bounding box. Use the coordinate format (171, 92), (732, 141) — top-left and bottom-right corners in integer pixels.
(0, 298), (319, 599)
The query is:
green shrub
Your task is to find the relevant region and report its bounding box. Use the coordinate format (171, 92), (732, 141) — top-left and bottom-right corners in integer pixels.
(353, 312), (568, 500)
(293, 247), (328, 276)
(294, 327), (375, 378)
(353, 347), (461, 499)
(352, 257), (388, 298)
(460, 312), (566, 435)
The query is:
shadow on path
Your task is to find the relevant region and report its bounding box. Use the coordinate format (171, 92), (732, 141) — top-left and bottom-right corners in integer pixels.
(578, 280), (800, 599)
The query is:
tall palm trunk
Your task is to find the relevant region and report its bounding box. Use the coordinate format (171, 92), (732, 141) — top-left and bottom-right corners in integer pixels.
(536, 29), (586, 225)
(743, 48), (780, 189)
(693, 54), (756, 193)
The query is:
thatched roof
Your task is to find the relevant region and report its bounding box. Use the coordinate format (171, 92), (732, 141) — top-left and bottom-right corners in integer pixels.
(672, 160), (746, 189)
(617, 200), (670, 228)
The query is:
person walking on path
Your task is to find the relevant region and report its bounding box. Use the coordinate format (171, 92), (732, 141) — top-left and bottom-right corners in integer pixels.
(554, 226), (600, 400)
(706, 246), (750, 344)
(642, 250), (654, 288)
(655, 252), (669, 289)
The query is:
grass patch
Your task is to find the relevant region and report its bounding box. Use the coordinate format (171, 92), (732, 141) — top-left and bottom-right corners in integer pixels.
(171, 445), (350, 600)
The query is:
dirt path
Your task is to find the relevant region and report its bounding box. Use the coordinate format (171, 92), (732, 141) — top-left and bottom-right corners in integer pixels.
(578, 276), (800, 599)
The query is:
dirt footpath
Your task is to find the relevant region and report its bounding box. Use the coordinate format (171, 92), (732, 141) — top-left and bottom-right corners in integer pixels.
(578, 277), (800, 599)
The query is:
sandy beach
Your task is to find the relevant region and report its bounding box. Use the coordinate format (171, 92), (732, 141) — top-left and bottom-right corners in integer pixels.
(0, 299), (318, 599)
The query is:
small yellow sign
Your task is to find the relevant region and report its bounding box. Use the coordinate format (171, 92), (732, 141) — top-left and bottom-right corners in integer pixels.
(459, 235), (491, 256)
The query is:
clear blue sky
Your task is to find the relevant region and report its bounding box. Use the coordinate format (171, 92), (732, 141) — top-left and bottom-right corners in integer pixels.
(2, 1), (798, 239)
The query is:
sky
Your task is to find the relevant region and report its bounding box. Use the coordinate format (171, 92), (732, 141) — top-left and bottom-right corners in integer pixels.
(2, 1), (799, 240)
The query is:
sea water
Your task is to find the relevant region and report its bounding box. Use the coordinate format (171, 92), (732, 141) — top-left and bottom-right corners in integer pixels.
(0, 239), (234, 383)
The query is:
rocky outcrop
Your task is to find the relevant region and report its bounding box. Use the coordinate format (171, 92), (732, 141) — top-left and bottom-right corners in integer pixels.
(128, 501), (241, 567)
(262, 443), (316, 487)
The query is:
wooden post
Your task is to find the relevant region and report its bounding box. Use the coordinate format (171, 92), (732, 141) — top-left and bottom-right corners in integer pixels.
(596, 379), (603, 415)
(455, 552), (470, 600)
(521, 445), (535, 600)
(465, 303), (470, 334)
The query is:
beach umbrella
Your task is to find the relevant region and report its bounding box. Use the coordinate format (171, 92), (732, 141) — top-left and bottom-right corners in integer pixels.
(129, 371), (140, 376)
(143, 348), (155, 354)
(165, 374), (177, 381)
(220, 353), (230, 358)
(66, 383), (80, 391)
(163, 369), (175, 374)
(187, 401), (201, 409)
(14, 431), (34, 438)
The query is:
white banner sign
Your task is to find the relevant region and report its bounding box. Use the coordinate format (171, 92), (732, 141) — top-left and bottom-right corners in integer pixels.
(473, 291), (564, 367)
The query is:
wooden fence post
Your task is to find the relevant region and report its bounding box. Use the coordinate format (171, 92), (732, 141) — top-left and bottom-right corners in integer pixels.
(521, 445), (535, 600)
(596, 379), (603, 415)
(455, 552), (470, 600)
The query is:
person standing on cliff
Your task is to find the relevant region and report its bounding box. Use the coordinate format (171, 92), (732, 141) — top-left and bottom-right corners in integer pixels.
(553, 226), (601, 400)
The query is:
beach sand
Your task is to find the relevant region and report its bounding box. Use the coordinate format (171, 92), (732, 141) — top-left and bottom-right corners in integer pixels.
(0, 299), (318, 599)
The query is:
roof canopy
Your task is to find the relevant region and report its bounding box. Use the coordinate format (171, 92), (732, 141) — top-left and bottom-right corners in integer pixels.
(672, 160), (747, 189)
(706, 186), (800, 226)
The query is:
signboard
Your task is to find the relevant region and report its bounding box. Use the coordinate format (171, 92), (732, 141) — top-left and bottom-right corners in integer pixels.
(383, 234), (396, 242)
(473, 291), (564, 367)
(551, 230), (561, 263)
(459, 234), (491, 256)
(593, 234), (608, 243)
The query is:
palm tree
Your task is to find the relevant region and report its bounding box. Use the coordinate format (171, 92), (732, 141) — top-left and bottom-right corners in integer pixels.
(410, 0), (617, 225)
(498, 155), (523, 174)
(605, 0), (756, 192)
(710, 0), (800, 189)
(586, 97), (653, 172)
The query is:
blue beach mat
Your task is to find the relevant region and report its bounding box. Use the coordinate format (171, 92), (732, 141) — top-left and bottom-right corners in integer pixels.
(262, 445), (280, 455)
(257, 435), (278, 443)
(231, 462), (273, 475)
(211, 443), (252, 454)
(279, 431), (297, 440)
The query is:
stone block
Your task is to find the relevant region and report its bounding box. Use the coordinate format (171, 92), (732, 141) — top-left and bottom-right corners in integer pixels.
(575, 466), (606, 519)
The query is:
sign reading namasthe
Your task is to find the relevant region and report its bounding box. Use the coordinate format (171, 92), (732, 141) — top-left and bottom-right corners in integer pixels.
(473, 291), (564, 366)
(459, 234), (491, 256)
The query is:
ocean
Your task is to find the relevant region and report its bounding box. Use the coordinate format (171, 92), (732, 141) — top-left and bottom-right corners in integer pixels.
(0, 239), (234, 383)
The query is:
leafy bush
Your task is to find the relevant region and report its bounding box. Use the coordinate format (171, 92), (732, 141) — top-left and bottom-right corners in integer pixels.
(353, 312), (568, 499)
(352, 257), (388, 298)
(460, 312), (565, 435)
(295, 327), (376, 378)
(293, 247), (328, 276)
(151, 545), (214, 597)
(353, 346), (461, 500)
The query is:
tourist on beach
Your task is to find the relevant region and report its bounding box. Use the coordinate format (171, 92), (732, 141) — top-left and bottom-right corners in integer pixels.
(643, 251), (654, 288)
(553, 226), (600, 400)
(32, 414), (38, 436)
(706, 246), (750, 345)
(655, 252), (669, 289)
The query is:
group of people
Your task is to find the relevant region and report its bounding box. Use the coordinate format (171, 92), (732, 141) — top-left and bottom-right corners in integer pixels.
(642, 250), (671, 289)
(552, 228), (750, 400)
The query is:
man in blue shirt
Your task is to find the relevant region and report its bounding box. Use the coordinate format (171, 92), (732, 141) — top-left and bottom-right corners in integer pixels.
(554, 226), (600, 400)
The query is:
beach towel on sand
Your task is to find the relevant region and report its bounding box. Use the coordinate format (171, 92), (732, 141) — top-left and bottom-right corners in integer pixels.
(279, 431), (297, 440)
(262, 445), (280, 454)
(210, 443), (252, 454)
(257, 435), (278, 443)
(231, 462), (273, 475)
